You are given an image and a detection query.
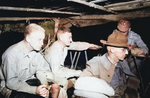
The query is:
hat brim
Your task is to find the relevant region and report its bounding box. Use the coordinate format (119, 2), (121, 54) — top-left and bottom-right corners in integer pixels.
(100, 40), (128, 48)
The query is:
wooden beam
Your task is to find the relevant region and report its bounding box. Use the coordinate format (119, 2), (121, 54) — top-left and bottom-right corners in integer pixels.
(69, 7), (150, 20)
(0, 17), (54, 21)
(104, 0), (150, 11)
(0, 6), (82, 15)
(68, 19), (110, 27)
(67, 0), (117, 14)
(68, 7), (150, 27)
(90, 0), (107, 3)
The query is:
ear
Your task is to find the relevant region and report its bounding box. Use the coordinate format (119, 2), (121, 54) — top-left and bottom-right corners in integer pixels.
(110, 48), (114, 53)
(59, 35), (64, 41)
(26, 36), (30, 43)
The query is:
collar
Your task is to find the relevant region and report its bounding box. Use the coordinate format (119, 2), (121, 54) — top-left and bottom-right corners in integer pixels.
(127, 30), (133, 39)
(101, 53), (116, 70)
(21, 41), (36, 58)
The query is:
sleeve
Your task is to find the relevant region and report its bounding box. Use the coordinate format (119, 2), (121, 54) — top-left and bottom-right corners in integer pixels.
(134, 33), (149, 54)
(0, 66), (12, 98)
(80, 65), (93, 77)
(68, 42), (92, 51)
(2, 53), (37, 94)
(44, 49), (62, 73)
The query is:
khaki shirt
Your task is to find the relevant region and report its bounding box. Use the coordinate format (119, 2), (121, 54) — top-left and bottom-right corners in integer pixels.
(80, 53), (116, 83)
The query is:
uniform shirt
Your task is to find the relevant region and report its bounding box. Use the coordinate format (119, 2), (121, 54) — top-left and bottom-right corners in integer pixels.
(44, 41), (94, 74)
(80, 53), (116, 84)
(80, 53), (136, 89)
(1, 40), (50, 95)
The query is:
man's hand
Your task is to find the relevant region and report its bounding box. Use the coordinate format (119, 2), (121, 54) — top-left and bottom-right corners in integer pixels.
(128, 44), (143, 55)
(130, 48), (143, 55)
(128, 44), (137, 50)
(89, 44), (102, 50)
(36, 84), (50, 98)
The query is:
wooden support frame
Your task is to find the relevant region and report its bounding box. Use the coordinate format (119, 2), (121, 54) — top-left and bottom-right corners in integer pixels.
(0, 6), (82, 16)
(67, 0), (117, 14)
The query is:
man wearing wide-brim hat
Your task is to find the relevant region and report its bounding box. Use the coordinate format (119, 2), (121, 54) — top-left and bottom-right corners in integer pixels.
(74, 30), (139, 98)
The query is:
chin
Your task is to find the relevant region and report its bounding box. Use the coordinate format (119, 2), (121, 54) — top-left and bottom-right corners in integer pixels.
(66, 44), (70, 46)
(35, 48), (41, 51)
(119, 58), (124, 61)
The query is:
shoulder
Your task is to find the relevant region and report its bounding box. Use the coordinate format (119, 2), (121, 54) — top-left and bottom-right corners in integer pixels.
(87, 56), (102, 67)
(2, 41), (23, 63)
(2, 41), (22, 57)
(87, 54), (108, 68)
(128, 31), (140, 38)
(45, 41), (61, 53)
(44, 42), (62, 58)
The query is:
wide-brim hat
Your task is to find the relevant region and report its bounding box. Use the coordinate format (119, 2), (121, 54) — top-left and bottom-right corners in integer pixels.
(100, 30), (128, 47)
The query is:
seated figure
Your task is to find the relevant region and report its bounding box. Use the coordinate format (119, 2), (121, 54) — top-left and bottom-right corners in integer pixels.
(0, 23), (67, 98)
(74, 30), (140, 98)
(116, 19), (149, 75)
(44, 27), (101, 90)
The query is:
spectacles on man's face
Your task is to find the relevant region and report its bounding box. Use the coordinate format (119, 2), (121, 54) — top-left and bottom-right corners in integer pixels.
(116, 28), (130, 33)
(121, 48), (129, 52)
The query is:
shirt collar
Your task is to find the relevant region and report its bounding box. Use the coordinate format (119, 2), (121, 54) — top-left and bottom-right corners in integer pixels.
(21, 41), (36, 58)
(101, 53), (116, 70)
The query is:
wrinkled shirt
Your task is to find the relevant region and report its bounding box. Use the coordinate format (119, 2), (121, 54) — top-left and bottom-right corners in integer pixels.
(1, 41), (50, 95)
(44, 41), (94, 74)
(80, 53), (135, 89)
(0, 66), (12, 98)
(80, 53), (116, 84)
(128, 30), (148, 54)
(110, 31), (145, 89)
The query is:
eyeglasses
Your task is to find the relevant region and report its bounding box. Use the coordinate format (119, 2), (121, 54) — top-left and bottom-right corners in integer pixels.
(116, 28), (130, 33)
(121, 48), (130, 53)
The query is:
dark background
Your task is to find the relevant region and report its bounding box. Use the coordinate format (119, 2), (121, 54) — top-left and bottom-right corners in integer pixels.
(71, 17), (150, 60)
(1, 18), (150, 61)
(0, 17), (150, 98)
(70, 17), (150, 98)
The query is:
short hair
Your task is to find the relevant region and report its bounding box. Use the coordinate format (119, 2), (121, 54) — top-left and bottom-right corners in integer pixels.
(56, 27), (70, 39)
(57, 27), (70, 33)
(24, 23), (45, 37)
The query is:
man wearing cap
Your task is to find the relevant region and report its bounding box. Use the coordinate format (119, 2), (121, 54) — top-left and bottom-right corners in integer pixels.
(74, 30), (139, 98)
(117, 19), (149, 74)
